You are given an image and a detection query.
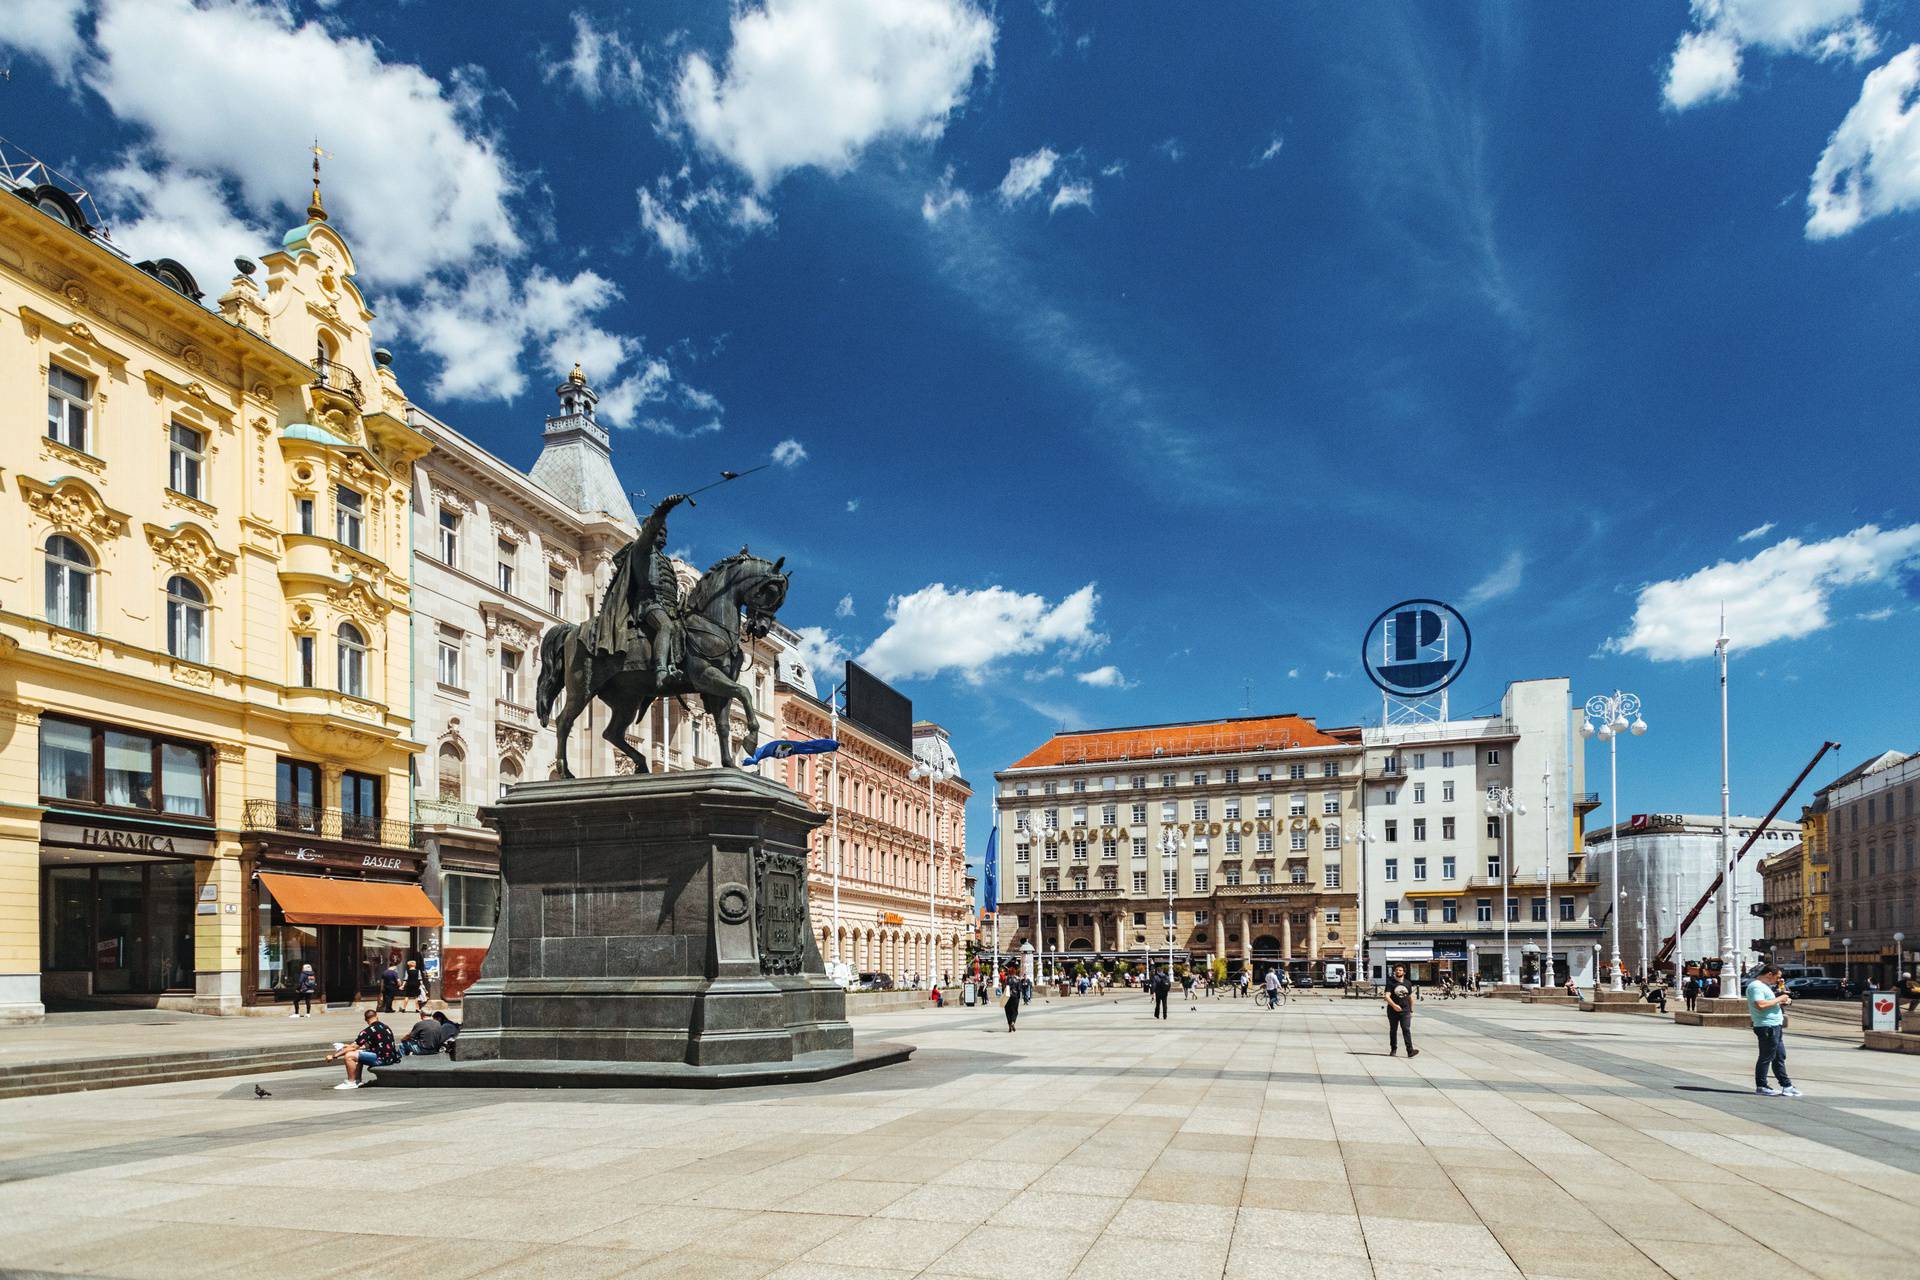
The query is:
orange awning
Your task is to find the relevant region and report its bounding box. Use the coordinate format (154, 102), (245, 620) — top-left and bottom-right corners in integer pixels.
(259, 872), (443, 927)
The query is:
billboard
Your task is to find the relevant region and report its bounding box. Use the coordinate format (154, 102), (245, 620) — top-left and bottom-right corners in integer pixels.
(844, 661), (912, 753)
(1361, 599), (1471, 698)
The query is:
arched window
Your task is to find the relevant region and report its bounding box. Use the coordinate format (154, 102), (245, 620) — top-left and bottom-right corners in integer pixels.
(44, 536), (93, 632)
(437, 742), (464, 801)
(336, 622), (366, 697)
(498, 758), (522, 800)
(165, 575), (207, 663)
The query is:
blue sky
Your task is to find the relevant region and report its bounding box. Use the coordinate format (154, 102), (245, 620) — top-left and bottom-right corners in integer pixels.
(6, 1), (1918, 887)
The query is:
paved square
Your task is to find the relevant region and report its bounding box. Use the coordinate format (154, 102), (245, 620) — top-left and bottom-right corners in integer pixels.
(2, 993), (1917, 1278)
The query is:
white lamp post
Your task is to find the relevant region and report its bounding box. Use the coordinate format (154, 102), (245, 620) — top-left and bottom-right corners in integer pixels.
(1582, 691), (1647, 992)
(827, 682), (844, 977)
(1716, 617), (1737, 994)
(909, 756), (957, 991)
(1486, 785), (1525, 985)
(1541, 770), (1555, 989)
(1355, 827), (1374, 986)
(1158, 828), (1182, 975)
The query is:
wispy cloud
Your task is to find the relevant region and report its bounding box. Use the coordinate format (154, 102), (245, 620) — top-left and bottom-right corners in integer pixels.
(1463, 550), (1524, 607)
(1251, 134), (1284, 166)
(1739, 522), (1776, 542)
(1075, 664), (1131, 689)
(772, 438), (808, 467)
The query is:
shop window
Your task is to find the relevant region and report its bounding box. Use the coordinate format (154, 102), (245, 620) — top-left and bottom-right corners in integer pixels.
(165, 575), (207, 663)
(38, 717), (92, 802)
(44, 535), (93, 632)
(37, 716), (210, 817)
(445, 871), (500, 931)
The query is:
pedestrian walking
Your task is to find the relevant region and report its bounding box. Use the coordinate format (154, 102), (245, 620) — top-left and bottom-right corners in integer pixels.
(1385, 964), (1419, 1057)
(325, 1008), (400, 1089)
(1004, 980), (1021, 1032)
(378, 961), (400, 1012)
(1150, 966), (1171, 1019)
(402, 959), (427, 1015)
(290, 963), (316, 1018)
(1263, 967), (1280, 1010)
(1745, 963), (1801, 1097)
(1682, 975), (1698, 1011)
(1179, 971), (1194, 1002)
(1899, 971), (1920, 1017)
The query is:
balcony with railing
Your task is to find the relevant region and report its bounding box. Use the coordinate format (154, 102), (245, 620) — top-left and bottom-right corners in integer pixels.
(313, 356), (365, 408)
(243, 799), (416, 849)
(412, 797), (482, 828)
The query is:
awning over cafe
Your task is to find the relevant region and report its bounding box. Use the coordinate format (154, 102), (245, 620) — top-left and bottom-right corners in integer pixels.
(259, 872), (443, 928)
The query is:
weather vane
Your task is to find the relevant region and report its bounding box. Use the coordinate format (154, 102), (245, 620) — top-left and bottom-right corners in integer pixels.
(307, 139), (331, 221)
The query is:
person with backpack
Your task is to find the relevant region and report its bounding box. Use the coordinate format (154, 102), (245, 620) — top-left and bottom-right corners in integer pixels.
(289, 963), (316, 1018)
(1149, 966), (1171, 1019)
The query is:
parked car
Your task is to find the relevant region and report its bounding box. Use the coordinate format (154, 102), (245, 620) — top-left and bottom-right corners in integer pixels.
(1784, 976), (1846, 1000)
(854, 972), (895, 992)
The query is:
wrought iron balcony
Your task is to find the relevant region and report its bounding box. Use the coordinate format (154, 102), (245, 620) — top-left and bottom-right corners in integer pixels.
(313, 357), (365, 407)
(244, 799), (416, 849)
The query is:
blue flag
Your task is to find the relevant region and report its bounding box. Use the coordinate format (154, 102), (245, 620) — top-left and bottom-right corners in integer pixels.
(741, 737), (840, 767)
(981, 826), (998, 916)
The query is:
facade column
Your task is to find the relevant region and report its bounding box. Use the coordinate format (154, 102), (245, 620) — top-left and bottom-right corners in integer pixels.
(1092, 914), (1103, 952)
(1282, 912), (1293, 960)
(0, 698), (45, 1022)
(1239, 911), (1252, 966)
(1309, 905), (1320, 959)
(1054, 916), (1065, 954)
(1214, 916), (1226, 962)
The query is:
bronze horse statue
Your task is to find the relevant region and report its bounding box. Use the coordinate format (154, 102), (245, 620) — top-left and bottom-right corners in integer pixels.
(535, 550), (790, 778)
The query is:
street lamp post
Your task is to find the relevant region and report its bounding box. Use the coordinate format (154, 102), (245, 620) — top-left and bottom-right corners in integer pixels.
(1716, 618), (1738, 994)
(1896, 932), (1907, 1027)
(1355, 828), (1374, 986)
(827, 682), (844, 976)
(1158, 828), (1182, 975)
(1582, 691), (1648, 991)
(909, 756), (957, 990)
(1843, 936), (1852, 986)
(1541, 771), (1555, 989)
(1486, 785), (1525, 985)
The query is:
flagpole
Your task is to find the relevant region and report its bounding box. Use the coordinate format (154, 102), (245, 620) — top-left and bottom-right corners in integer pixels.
(829, 681), (843, 974)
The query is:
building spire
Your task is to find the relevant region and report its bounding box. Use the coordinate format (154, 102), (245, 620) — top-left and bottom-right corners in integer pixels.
(307, 139), (330, 223)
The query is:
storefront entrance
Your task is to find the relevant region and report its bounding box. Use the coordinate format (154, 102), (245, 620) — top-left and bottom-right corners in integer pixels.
(42, 857), (199, 998)
(251, 870), (441, 1007)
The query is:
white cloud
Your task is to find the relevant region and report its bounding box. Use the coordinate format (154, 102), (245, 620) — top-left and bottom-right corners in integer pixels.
(1322, 670), (1344, 680)
(1857, 606), (1895, 621)
(1463, 549), (1525, 607)
(1253, 134), (1285, 166)
(1075, 665), (1129, 689)
(1665, 29), (1743, 109)
(91, 164), (272, 299)
(1048, 180), (1093, 214)
(0, 0), (88, 84)
(997, 147), (1057, 204)
(1807, 45), (1920, 238)
(835, 593), (855, 618)
(772, 438), (808, 467)
(82, 0), (520, 286)
(788, 625), (849, 690)
(857, 582), (1103, 683)
(545, 10), (645, 104)
(674, 0), (996, 191)
(1287, 667), (1300, 679)
(1155, 136), (1185, 161)
(1609, 523), (1920, 660)
(1663, 0), (1879, 111)
(1100, 160), (1127, 178)
(845, 498), (861, 513)
(638, 186), (700, 268)
(1739, 521), (1777, 541)
(921, 164), (971, 222)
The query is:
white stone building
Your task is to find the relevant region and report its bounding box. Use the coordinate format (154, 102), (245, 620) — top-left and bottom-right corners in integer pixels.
(1356, 678), (1603, 986)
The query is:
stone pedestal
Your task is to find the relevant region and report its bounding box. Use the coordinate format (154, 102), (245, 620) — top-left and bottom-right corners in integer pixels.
(446, 769), (863, 1073)
(1582, 987), (1664, 1015)
(1672, 995), (1750, 1028)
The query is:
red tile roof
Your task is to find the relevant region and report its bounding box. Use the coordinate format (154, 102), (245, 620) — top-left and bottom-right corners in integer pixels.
(1009, 715), (1344, 769)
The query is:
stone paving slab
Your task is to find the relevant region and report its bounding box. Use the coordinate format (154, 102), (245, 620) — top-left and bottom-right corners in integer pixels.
(1, 993), (1917, 1278)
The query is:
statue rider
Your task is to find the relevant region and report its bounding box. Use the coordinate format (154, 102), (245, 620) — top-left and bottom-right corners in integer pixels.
(587, 493), (687, 686)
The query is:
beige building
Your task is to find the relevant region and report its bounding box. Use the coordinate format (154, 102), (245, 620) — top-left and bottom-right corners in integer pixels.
(774, 667), (971, 986)
(0, 151), (429, 1018)
(993, 715), (1363, 981)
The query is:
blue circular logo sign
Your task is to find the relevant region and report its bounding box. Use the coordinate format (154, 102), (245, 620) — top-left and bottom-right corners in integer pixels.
(1361, 599), (1471, 697)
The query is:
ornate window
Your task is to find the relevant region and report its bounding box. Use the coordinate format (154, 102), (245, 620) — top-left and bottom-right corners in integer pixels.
(438, 508), (460, 565)
(47, 363), (91, 451)
(336, 621), (367, 696)
(437, 742), (464, 801)
(168, 423), (206, 499)
(500, 647), (522, 702)
(335, 485), (364, 549)
(45, 535), (93, 632)
(165, 575), (207, 662)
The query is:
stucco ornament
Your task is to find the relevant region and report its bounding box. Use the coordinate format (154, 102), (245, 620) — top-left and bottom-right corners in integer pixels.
(144, 522), (237, 580)
(18, 475), (127, 542)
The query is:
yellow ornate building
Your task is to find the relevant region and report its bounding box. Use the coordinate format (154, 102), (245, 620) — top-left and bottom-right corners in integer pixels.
(0, 152), (429, 1018)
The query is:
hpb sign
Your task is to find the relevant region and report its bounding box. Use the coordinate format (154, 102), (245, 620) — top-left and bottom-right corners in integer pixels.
(1362, 599), (1470, 698)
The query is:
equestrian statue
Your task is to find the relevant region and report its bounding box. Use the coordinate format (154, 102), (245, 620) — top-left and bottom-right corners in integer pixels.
(535, 492), (791, 778)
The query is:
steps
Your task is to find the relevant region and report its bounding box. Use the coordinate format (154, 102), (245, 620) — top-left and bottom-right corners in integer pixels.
(0, 1042), (332, 1100)
(1672, 995), (1752, 1029)
(1581, 988), (1666, 1015)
